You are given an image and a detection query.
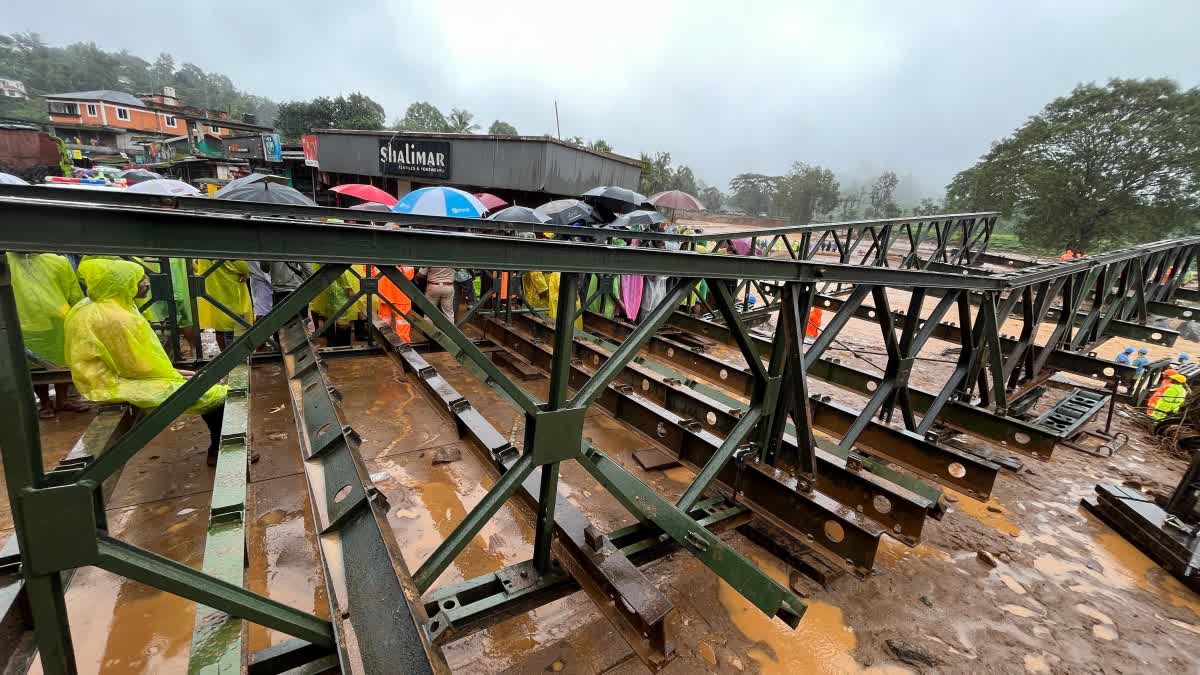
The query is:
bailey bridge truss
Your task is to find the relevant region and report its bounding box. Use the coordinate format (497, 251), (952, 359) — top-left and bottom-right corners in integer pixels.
(0, 188), (1198, 673)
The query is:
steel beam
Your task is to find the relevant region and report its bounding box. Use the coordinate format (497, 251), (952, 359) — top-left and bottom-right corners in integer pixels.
(278, 322), (445, 675)
(374, 322), (679, 671)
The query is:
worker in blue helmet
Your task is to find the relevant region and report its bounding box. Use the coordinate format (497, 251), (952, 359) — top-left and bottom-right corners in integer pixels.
(1133, 348), (1150, 377)
(1115, 346), (1135, 365)
(1178, 353), (1191, 365)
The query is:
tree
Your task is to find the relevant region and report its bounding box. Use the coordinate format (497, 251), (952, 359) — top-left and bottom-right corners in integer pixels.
(863, 171), (901, 219)
(837, 188), (865, 220)
(699, 186), (723, 210)
(399, 101), (448, 132)
(669, 165), (698, 195)
(446, 108), (479, 133)
(946, 79), (1200, 252)
(774, 162), (840, 224)
(565, 135), (585, 146)
(151, 53), (175, 87)
(334, 92), (385, 130)
(911, 198), (945, 217)
(728, 173), (777, 216)
(639, 151), (673, 195)
(488, 120), (518, 135)
(589, 138), (613, 153)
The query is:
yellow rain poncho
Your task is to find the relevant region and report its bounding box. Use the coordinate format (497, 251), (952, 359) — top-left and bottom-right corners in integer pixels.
(546, 272), (582, 330)
(523, 271), (550, 309)
(195, 259), (253, 332)
(80, 255), (160, 322)
(7, 252), (83, 366)
(65, 259), (226, 413)
(310, 264), (364, 327)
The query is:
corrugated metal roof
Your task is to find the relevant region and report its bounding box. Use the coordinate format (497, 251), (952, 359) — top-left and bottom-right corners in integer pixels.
(44, 90), (145, 107)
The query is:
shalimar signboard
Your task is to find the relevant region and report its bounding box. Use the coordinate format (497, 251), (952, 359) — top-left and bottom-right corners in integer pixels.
(378, 139), (451, 179)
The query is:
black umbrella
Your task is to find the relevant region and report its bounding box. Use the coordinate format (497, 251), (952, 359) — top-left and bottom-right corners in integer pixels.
(609, 209), (666, 229)
(488, 205), (552, 224)
(214, 179), (316, 206)
(582, 185), (652, 218)
(534, 199), (597, 226)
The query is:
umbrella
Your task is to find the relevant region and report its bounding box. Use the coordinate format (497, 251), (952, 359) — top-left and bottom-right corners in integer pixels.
(117, 168), (162, 185)
(474, 193), (508, 213)
(0, 173), (29, 185)
(610, 209), (666, 229)
(214, 179), (316, 206)
(488, 206), (551, 224)
(648, 190), (704, 211)
(213, 173), (289, 198)
(126, 178), (200, 196)
(534, 199), (597, 226)
(349, 202), (393, 213)
(582, 185), (651, 217)
(331, 183), (398, 207)
(392, 186), (486, 218)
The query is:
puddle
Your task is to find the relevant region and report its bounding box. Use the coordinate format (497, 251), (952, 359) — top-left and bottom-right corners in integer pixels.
(717, 549), (913, 674)
(947, 491), (1020, 536)
(663, 466), (696, 484)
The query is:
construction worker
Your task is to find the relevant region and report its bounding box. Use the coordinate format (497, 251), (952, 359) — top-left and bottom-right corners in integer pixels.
(1179, 353), (1191, 366)
(6, 252), (86, 418)
(1147, 368), (1178, 413)
(1115, 346), (1134, 365)
(1059, 249), (1075, 261)
(65, 259), (228, 464)
(807, 307), (823, 338)
(1149, 373), (1189, 420)
(1133, 348), (1150, 377)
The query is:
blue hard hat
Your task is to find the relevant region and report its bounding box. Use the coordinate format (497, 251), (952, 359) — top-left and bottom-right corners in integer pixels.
(1138, 348), (1149, 354)
(747, 296), (757, 305)
(1123, 347), (1135, 353)
(1180, 353), (1191, 360)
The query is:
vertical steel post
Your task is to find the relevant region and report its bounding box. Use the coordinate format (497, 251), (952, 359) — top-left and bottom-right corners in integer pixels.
(534, 272), (580, 574)
(0, 255), (77, 674)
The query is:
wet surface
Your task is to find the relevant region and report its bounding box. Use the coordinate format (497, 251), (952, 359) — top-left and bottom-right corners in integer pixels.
(31, 491), (210, 675)
(0, 408), (94, 532)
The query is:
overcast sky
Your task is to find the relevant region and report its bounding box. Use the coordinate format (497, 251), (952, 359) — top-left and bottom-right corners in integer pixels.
(7, 1), (1199, 198)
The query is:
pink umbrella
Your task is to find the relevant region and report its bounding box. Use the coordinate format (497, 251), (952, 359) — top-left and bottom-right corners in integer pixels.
(474, 192), (508, 212)
(648, 190), (704, 211)
(331, 183), (398, 207)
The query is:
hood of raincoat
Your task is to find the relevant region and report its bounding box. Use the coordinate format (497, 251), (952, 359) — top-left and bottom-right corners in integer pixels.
(65, 259), (225, 413)
(78, 258), (143, 305)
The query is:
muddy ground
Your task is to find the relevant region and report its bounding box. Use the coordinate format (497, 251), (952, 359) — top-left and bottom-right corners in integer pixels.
(3, 264), (1199, 673)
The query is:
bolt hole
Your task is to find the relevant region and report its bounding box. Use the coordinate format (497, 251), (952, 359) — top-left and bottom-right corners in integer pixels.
(1102, 367), (1115, 377)
(824, 520), (845, 543)
(1014, 432), (1031, 445)
(706, 412), (717, 426)
(873, 495), (892, 514)
(334, 484), (353, 503)
(317, 422), (333, 437)
(1185, 311), (1194, 318)
(442, 599), (456, 610)
(430, 620), (441, 633)
(1152, 332), (1163, 340)
(304, 381), (318, 392)
(656, 422), (667, 438)
(592, 354), (600, 365)
(719, 368), (729, 380)
(948, 462), (966, 479)
(823, 300), (831, 307)
(667, 347), (675, 357)
(867, 310), (876, 318)
(641, 379), (651, 391)
(866, 381), (877, 392)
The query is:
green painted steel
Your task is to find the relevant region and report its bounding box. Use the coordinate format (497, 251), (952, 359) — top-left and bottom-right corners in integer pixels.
(95, 536), (333, 648)
(677, 406), (762, 511)
(577, 443), (805, 625)
(0, 255), (79, 674)
(0, 196), (1012, 289)
(188, 364), (251, 675)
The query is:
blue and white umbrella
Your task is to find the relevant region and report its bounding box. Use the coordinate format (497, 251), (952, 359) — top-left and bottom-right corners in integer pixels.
(392, 186), (486, 218)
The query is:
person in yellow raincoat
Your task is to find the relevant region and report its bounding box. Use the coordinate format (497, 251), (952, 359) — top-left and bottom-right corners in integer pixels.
(195, 259), (253, 352)
(6, 252), (86, 418)
(546, 272), (582, 330)
(65, 259), (228, 464)
(309, 264), (362, 347)
(522, 270), (551, 310)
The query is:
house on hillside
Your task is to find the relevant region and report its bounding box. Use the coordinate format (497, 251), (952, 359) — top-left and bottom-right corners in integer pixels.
(0, 78), (27, 99)
(42, 87), (274, 165)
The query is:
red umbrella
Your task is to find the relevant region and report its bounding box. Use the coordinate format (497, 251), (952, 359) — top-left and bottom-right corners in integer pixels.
(648, 190), (704, 211)
(331, 183), (398, 207)
(474, 192), (508, 212)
